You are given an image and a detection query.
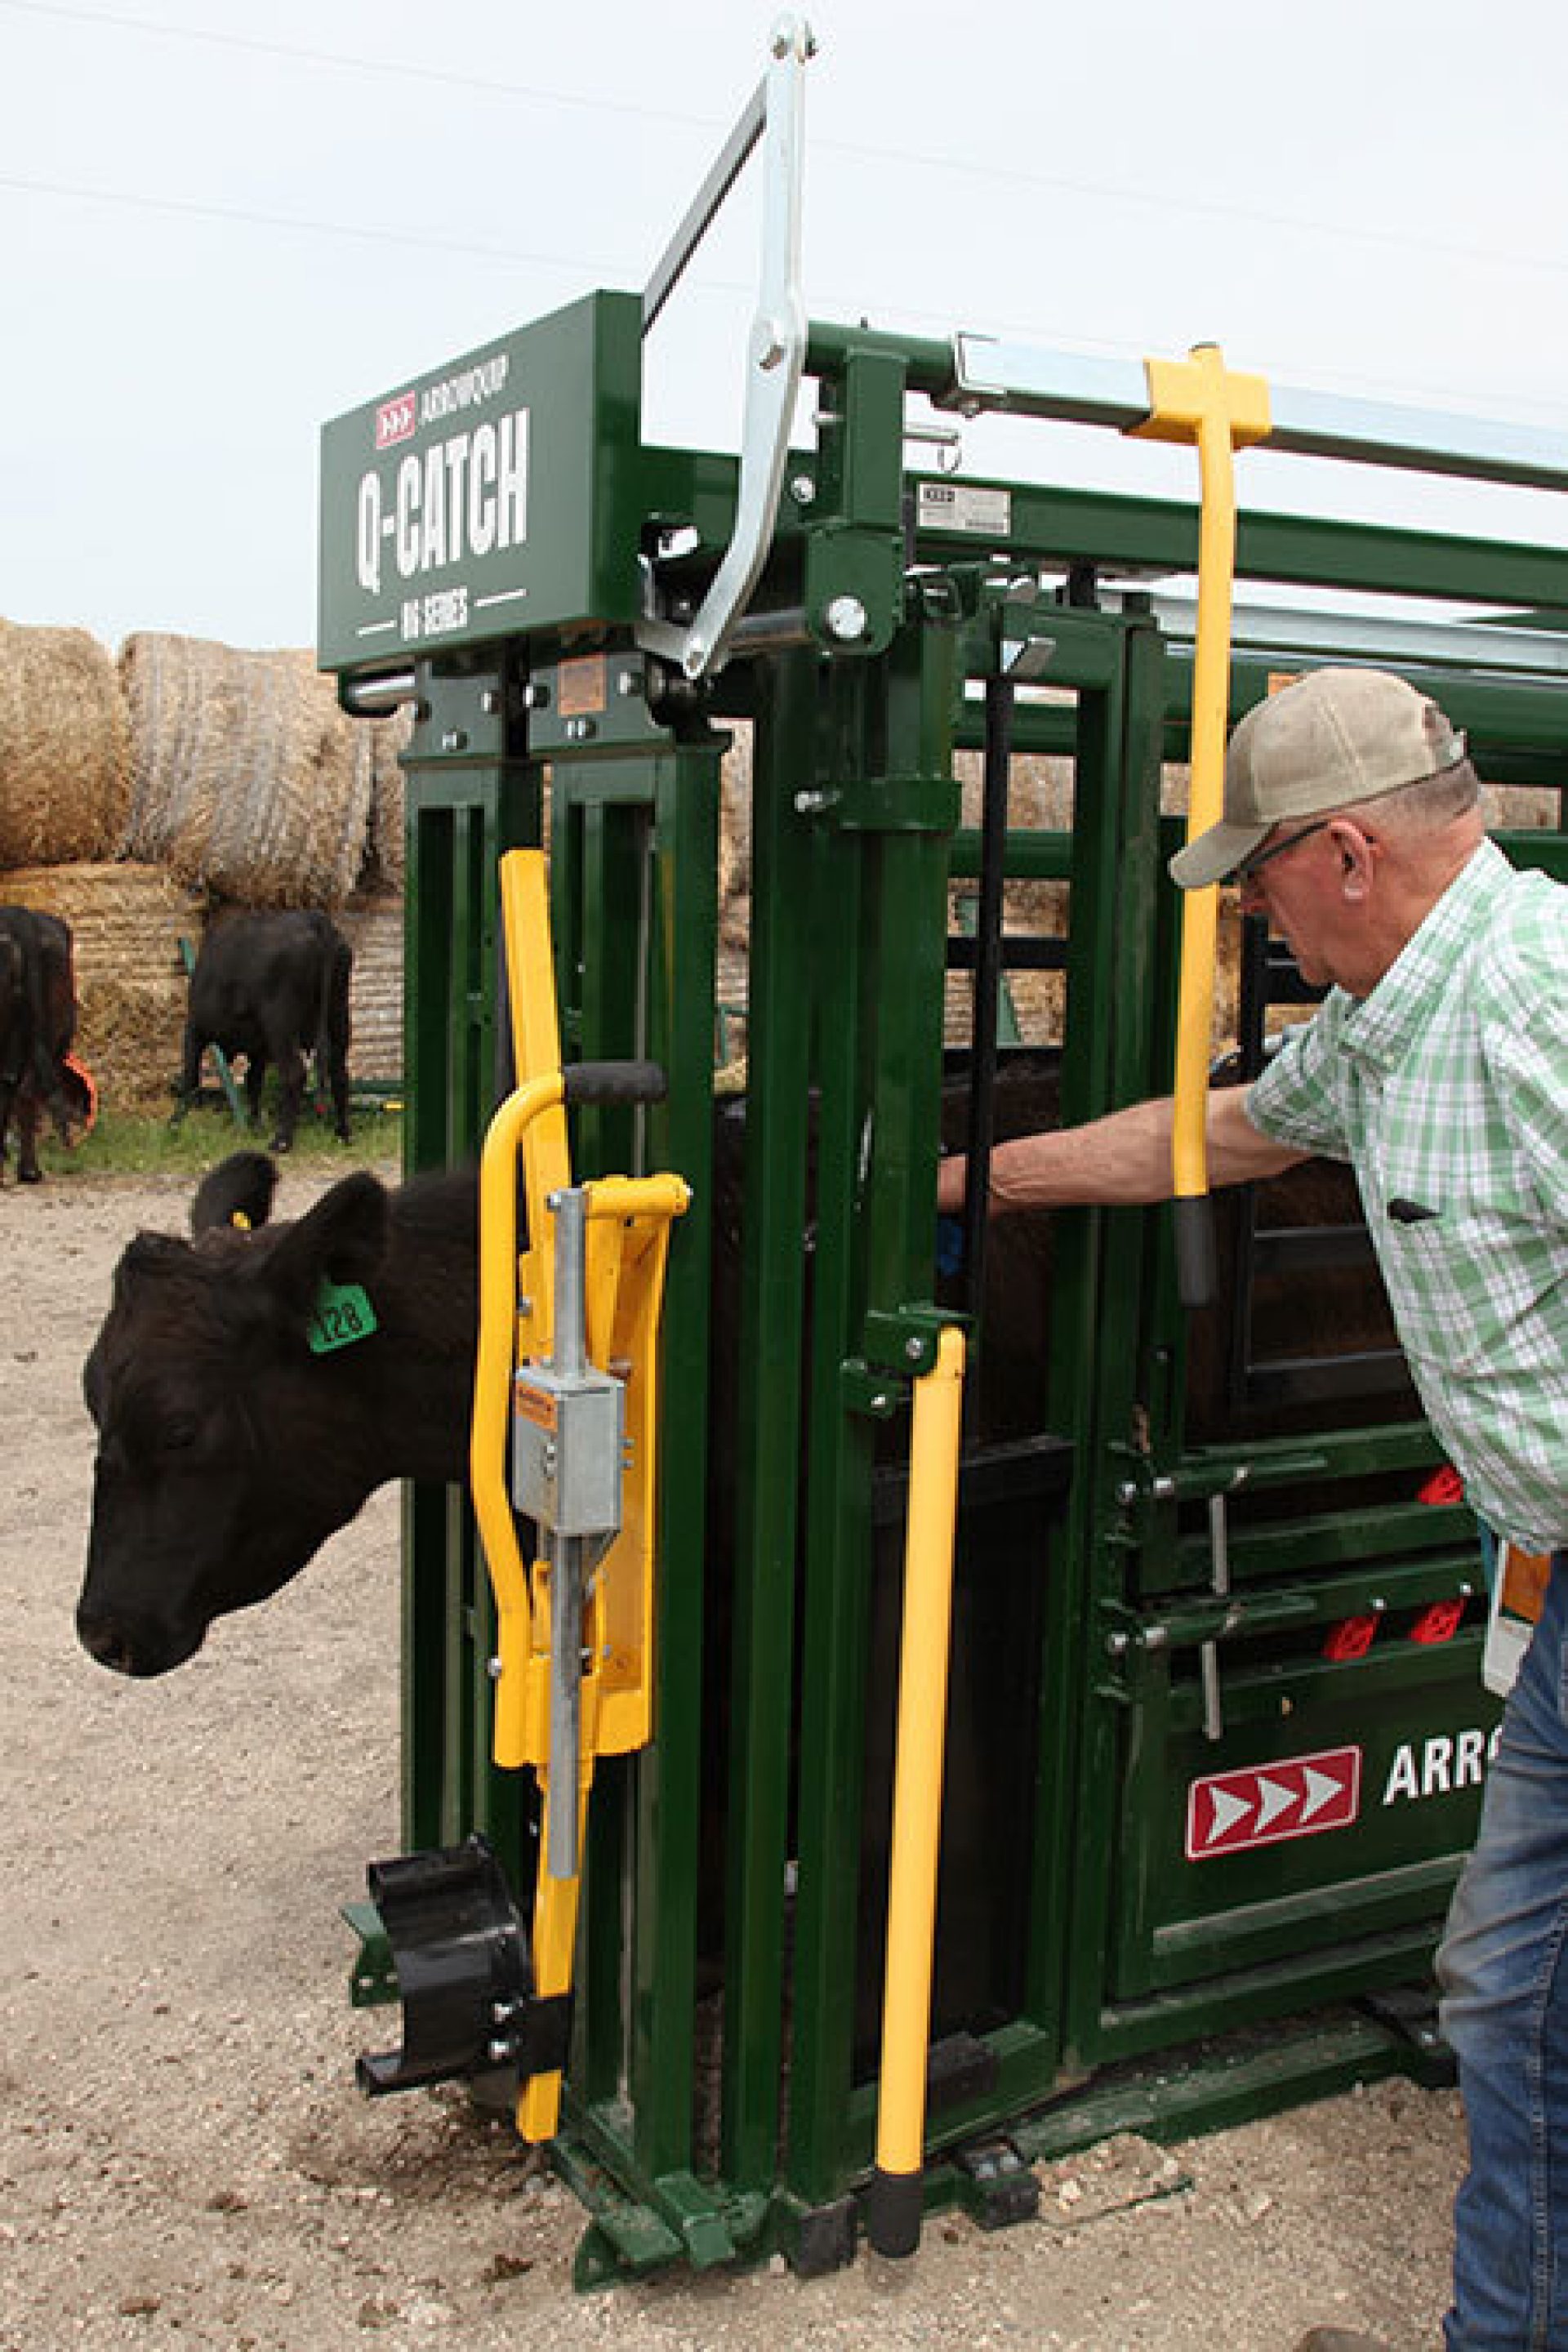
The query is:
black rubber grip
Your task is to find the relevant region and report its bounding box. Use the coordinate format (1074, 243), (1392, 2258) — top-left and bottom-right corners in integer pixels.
(862, 2166), (923, 2259)
(1175, 1195), (1218, 1310)
(560, 1059), (668, 1108)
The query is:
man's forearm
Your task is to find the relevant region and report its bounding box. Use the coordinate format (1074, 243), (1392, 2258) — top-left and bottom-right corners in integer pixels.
(937, 1089), (1307, 1213)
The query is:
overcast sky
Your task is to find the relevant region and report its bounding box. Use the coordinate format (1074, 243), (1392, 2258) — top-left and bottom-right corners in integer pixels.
(7, 0), (1566, 655)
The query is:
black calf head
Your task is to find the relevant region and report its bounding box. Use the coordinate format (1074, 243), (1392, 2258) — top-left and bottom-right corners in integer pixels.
(77, 1158), (394, 1676)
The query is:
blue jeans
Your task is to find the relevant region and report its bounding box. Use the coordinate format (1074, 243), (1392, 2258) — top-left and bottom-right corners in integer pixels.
(1438, 1552), (1568, 2349)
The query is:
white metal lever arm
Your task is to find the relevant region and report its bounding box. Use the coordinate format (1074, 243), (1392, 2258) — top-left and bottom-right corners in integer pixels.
(636, 16), (813, 680)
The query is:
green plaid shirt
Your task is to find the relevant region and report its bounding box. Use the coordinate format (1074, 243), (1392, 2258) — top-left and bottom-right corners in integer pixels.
(1248, 839), (1568, 1552)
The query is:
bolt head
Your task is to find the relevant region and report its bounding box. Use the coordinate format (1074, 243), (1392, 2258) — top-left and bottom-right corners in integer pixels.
(824, 595), (869, 643)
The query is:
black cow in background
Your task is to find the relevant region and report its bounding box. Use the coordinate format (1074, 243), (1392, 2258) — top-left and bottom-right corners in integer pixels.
(178, 909), (353, 1152)
(0, 905), (91, 1183)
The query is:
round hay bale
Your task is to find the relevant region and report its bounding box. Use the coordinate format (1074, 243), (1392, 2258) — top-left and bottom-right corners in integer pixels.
(0, 861), (204, 1115)
(0, 621), (132, 866)
(118, 635), (373, 909)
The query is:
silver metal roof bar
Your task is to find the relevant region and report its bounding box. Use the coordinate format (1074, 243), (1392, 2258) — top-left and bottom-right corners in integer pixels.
(951, 337), (1568, 496)
(1113, 591), (1568, 681)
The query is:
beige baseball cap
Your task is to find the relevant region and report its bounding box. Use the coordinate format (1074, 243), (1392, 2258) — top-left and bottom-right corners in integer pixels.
(1169, 666), (1468, 889)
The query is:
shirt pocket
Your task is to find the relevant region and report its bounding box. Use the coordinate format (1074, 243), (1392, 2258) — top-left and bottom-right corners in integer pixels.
(1381, 1196), (1557, 1380)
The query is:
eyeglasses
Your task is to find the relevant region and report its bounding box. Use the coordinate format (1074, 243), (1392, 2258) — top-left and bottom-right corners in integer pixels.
(1233, 817), (1332, 884)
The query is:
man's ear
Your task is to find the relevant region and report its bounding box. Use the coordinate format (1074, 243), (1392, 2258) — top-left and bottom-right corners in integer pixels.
(1332, 818), (1379, 902)
(238, 1171), (392, 1334)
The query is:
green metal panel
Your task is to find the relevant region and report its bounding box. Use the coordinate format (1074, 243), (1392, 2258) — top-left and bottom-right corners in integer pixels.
(318, 291), (644, 670)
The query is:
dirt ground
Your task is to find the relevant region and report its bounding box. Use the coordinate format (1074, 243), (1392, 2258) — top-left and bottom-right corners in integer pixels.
(2, 1165), (1468, 2351)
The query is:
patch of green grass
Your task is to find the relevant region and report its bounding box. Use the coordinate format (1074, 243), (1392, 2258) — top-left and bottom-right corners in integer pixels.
(33, 1097), (403, 1182)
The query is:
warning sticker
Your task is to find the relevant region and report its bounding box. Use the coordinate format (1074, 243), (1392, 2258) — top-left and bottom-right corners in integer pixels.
(1186, 1745), (1361, 1860)
(915, 480), (1013, 537)
(557, 654), (608, 718)
(513, 1381), (559, 1434)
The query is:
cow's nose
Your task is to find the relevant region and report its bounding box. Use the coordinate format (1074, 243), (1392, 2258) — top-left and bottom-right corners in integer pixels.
(77, 1611), (140, 1674)
(75, 1608), (178, 1677)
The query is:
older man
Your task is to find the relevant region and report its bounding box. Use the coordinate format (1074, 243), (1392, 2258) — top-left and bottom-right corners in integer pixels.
(939, 666), (1568, 2351)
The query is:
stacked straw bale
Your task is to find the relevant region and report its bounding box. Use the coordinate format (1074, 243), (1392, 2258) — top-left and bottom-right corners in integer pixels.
(0, 621), (132, 867)
(336, 893), (405, 1082)
(118, 635), (375, 910)
(0, 862), (203, 1114)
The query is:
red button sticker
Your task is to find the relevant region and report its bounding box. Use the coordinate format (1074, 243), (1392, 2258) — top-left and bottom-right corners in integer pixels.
(1186, 1745), (1361, 1860)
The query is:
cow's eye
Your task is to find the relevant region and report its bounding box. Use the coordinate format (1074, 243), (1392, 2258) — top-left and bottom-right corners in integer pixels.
(159, 1414), (200, 1455)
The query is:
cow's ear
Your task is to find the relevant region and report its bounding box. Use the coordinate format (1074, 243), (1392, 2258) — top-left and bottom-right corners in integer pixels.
(192, 1151), (279, 1236)
(249, 1171), (392, 1329)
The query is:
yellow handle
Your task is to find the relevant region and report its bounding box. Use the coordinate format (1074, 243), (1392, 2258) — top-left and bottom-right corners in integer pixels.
(470, 1072), (568, 1763)
(1129, 345), (1271, 1209)
(870, 1325), (966, 2254)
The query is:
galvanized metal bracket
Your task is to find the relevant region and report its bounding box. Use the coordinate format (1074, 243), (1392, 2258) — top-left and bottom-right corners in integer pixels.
(635, 17), (815, 680)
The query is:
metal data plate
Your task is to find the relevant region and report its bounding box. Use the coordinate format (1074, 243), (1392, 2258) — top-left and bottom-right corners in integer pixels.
(511, 1363), (625, 1540)
(318, 289), (644, 673)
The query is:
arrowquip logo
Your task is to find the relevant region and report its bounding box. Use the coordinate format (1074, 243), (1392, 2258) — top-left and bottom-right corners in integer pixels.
(375, 393), (416, 451)
(1186, 1747), (1361, 1860)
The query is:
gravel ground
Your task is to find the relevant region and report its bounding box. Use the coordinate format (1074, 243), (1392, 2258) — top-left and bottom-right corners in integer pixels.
(2, 1165), (1466, 2350)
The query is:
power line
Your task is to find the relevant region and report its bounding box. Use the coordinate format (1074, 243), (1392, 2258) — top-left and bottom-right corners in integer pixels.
(0, 167), (639, 278)
(1, 165), (1561, 433)
(7, 0), (1568, 291)
(0, 0), (724, 130)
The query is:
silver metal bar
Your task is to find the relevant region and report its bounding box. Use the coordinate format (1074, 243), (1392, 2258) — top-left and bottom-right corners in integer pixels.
(950, 337), (1152, 429)
(1200, 1492), (1232, 1744)
(1134, 593), (1568, 680)
(636, 17), (814, 679)
(1268, 385), (1568, 494)
(722, 601), (813, 654)
(338, 667), (418, 715)
(641, 81), (768, 337)
(546, 1532), (585, 1878)
(550, 1188), (586, 1379)
(546, 1185), (588, 1878)
(950, 333), (1568, 494)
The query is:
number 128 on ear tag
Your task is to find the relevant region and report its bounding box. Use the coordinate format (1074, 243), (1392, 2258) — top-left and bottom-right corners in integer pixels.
(308, 1279), (378, 1354)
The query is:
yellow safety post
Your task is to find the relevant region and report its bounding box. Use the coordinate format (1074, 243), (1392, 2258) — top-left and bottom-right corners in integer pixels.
(470, 847), (689, 2146)
(866, 1324), (967, 2258)
(1128, 344), (1271, 1303)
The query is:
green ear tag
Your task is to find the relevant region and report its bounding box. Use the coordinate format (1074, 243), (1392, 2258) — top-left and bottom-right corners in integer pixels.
(308, 1278), (379, 1355)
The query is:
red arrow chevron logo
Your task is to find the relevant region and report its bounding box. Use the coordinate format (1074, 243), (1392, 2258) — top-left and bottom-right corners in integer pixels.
(1185, 1745), (1361, 1860)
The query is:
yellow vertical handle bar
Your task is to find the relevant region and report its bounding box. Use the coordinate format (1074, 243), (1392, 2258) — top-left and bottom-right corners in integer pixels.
(500, 850), (572, 1363)
(470, 1071), (568, 1764)
(866, 1324), (966, 2259)
(1129, 345), (1271, 1304)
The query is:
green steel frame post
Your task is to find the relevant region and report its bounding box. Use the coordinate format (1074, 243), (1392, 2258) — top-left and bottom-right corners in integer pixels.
(787, 593), (961, 2210)
(399, 652), (537, 1856)
(720, 649), (821, 2190)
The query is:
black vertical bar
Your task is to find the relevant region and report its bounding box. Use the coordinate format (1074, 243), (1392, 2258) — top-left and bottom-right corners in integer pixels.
(960, 672), (1013, 1349)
